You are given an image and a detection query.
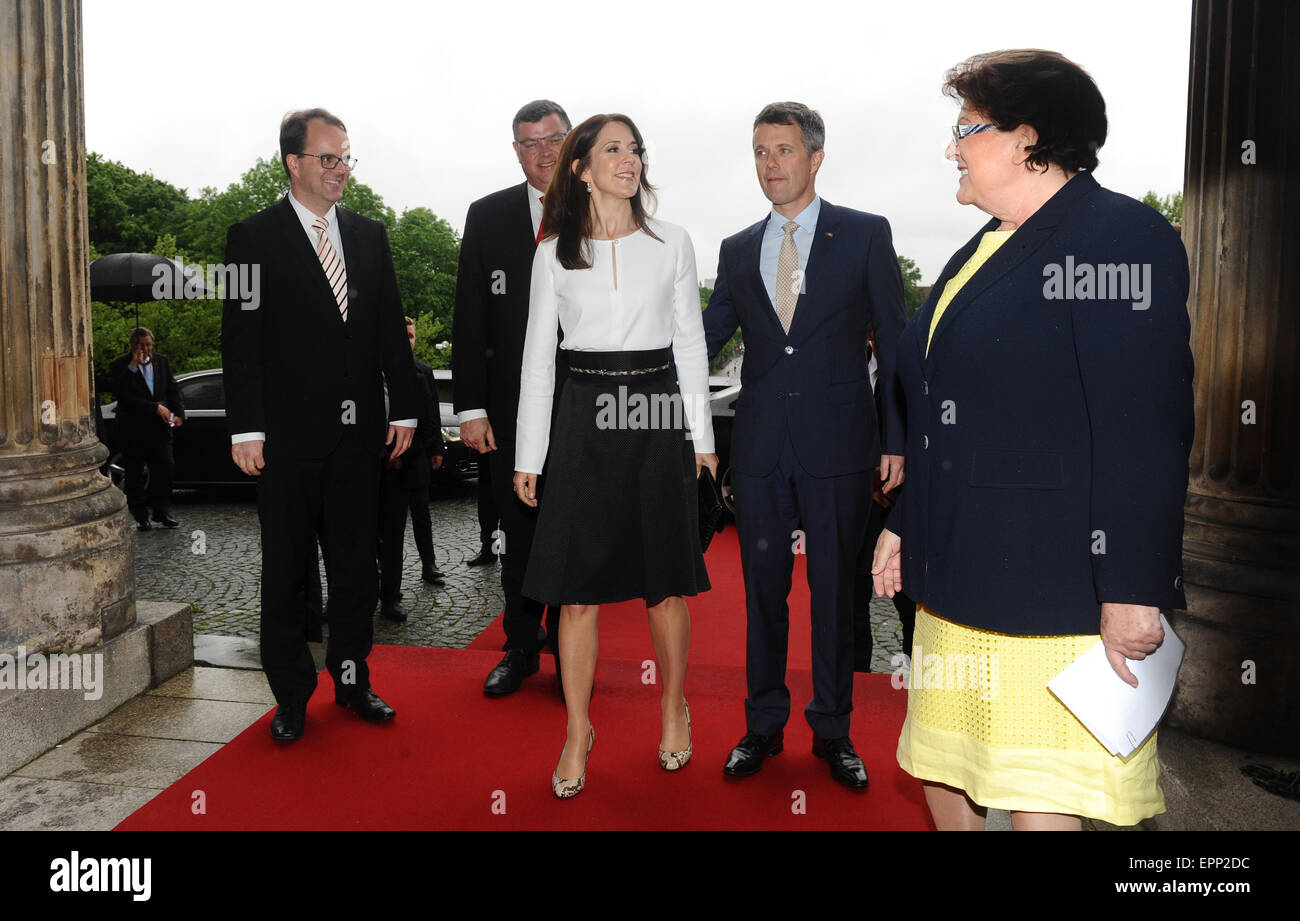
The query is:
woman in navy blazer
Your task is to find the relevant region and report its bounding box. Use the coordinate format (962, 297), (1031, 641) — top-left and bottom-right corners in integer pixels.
(872, 50), (1194, 830)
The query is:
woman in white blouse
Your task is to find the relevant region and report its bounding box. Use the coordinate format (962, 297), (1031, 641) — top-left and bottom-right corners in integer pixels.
(513, 114), (718, 798)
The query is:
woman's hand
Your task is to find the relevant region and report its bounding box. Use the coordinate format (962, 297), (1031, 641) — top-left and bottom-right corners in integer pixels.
(1100, 602), (1164, 688)
(513, 471), (539, 508)
(696, 453), (719, 479)
(871, 528), (902, 598)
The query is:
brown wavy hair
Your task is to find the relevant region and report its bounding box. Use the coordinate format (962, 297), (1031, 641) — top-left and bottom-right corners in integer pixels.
(541, 113), (660, 270)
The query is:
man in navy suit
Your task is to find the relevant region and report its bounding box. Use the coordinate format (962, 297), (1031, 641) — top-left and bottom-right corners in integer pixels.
(703, 102), (907, 788)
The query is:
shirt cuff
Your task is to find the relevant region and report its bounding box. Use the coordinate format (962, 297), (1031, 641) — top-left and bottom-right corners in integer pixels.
(390, 418), (417, 428)
(457, 409), (488, 424)
(231, 432), (265, 444)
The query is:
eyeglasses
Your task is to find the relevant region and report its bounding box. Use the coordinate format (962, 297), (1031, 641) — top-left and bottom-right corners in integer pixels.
(516, 132), (568, 153)
(296, 152), (357, 171)
(951, 124), (997, 144)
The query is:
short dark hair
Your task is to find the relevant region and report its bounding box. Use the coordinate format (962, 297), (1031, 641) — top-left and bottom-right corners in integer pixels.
(279, 108), (347, 177)
(512, 100), (571, 140)
(943, 50), (1107, 173)
(753, 102), (825, 153)
(542, 113), (660, 271)
(128, 326), (154, 346)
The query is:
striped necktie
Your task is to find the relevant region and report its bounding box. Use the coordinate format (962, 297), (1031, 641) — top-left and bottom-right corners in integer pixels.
(312, 215), (348, 321)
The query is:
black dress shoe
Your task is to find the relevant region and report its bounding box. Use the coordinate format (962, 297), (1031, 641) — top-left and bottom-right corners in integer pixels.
(483, 649), (539, 696)
(269, 705), (306, 741)
(465, 547), (497, 567)
(152, 513), (179, 528)
(722, 730), (784, 777)
(813, 736), (870, 789)
(379, 601), (406, 622)
(334, 687), (396, 722)
(135, 518), (153, 531)
(420, 563), (446, 584)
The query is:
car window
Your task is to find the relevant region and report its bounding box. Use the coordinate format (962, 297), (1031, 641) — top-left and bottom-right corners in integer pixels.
(181, 374), (225, 410)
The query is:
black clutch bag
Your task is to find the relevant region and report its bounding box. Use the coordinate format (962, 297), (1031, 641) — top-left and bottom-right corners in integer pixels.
(698, 467), (726, 552)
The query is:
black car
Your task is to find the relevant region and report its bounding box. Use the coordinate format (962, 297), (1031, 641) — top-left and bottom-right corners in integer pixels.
(100, 368), (476, 489)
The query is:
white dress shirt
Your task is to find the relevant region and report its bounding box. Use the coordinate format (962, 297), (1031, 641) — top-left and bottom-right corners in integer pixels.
(514, 218), (715, 474)
(231, 192), (414, 444)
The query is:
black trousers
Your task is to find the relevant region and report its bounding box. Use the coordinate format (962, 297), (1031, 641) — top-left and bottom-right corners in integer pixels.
(489, 440), (559, 655)
(377, 467), (411, 605)
(407, 480), (435, 568)
(123, 435), (174, 519)
(732, 437), (870, 740)
(476, 455), (496, 550)
(258, 432), (381, 707)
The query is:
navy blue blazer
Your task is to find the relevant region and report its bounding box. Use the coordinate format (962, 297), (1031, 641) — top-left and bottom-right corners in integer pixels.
(889, 173), (1194, 635)
(703, 200), (907, 478)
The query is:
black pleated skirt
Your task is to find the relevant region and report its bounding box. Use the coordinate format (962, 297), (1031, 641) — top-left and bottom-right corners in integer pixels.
(522, 348), (710, 607)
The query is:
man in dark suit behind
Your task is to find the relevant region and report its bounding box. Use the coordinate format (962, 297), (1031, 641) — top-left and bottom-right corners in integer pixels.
(452, 99), (570, 696)
(109, 327), (186, 530)
(222, 107), (419, 741)
(376, 316), (448, 622)
(703, 102), (907, 789)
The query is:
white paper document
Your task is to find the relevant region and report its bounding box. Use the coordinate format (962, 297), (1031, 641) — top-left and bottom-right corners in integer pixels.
(1047, 614), (1185, 758)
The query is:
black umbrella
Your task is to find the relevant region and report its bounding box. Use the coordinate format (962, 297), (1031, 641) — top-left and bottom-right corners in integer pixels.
(90, 252), (213, 325)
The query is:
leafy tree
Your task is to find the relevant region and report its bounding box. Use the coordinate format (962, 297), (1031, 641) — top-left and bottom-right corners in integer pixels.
(184, 156), (289, 265)
(413, 311), (451, 369)
(390, 207), (459, 325)
(1142, 190), (1183, 226)
(86, 153), (193, 256)
(898, 254), (925, 317)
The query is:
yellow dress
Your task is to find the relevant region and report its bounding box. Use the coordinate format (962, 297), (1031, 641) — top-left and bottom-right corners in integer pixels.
(897, 231), (1164, 826)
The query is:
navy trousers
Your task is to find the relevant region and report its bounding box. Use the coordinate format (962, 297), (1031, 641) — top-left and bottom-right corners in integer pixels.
(733, 437), (870, 739)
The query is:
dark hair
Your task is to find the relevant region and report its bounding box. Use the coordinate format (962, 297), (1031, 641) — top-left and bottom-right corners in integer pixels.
(943, 49), (1107, 173)
(128, 326), (154, 345)
(753, 102), (825, 153)
(512, 100), (571, 139)
(279, 108), (347, 177)
(542, 114), (660, 271)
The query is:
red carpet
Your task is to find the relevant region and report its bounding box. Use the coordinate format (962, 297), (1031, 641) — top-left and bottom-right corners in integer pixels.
(118, 528), (932, 830)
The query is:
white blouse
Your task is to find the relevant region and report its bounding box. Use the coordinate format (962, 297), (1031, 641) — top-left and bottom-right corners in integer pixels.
(515, 218), (716, 474)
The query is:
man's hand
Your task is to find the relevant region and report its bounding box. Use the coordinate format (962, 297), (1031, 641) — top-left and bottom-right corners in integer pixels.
(462, 417), (496, 454)
(871, 528), (902, 598)
(155, 403), (173, 424)
(432, 455), (444, 471)
(1100, 602), (1164, 688)
(879, 454), (905, 494)
(232, 439), (266, 477)
(386, 424), (414, 460)
(696, 453), (719, 479)
(513, 471), (538, 508)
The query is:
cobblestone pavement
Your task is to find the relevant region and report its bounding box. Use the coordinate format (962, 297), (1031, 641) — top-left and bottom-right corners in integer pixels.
(132, 480), (907, 669)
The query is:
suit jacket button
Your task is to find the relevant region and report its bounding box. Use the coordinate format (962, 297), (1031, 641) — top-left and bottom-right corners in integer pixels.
(921, 380), (929, 394)
(922, 435), (929, 449)
(784, 346), (794, 355)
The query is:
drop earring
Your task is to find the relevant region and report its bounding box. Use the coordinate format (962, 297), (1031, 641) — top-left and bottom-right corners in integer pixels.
(585, 181), (592, 193)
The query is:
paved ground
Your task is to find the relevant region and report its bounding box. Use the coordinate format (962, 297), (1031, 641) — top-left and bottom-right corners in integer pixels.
(130, 478), (910, 670)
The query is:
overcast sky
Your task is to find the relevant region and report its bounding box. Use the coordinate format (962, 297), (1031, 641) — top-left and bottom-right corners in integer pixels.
(84, 0), (1192, 284)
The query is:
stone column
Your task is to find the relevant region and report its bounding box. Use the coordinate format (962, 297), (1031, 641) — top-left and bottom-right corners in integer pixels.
(0, 0), (135, 654)
(1170, 0), (1299, 753)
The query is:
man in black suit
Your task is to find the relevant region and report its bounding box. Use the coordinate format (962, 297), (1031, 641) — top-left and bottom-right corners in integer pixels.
(222, 107), (419, 741)
(376, 317), (447, 622)
(109, 327), (185, 530)
(452, 99), (570, 696)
